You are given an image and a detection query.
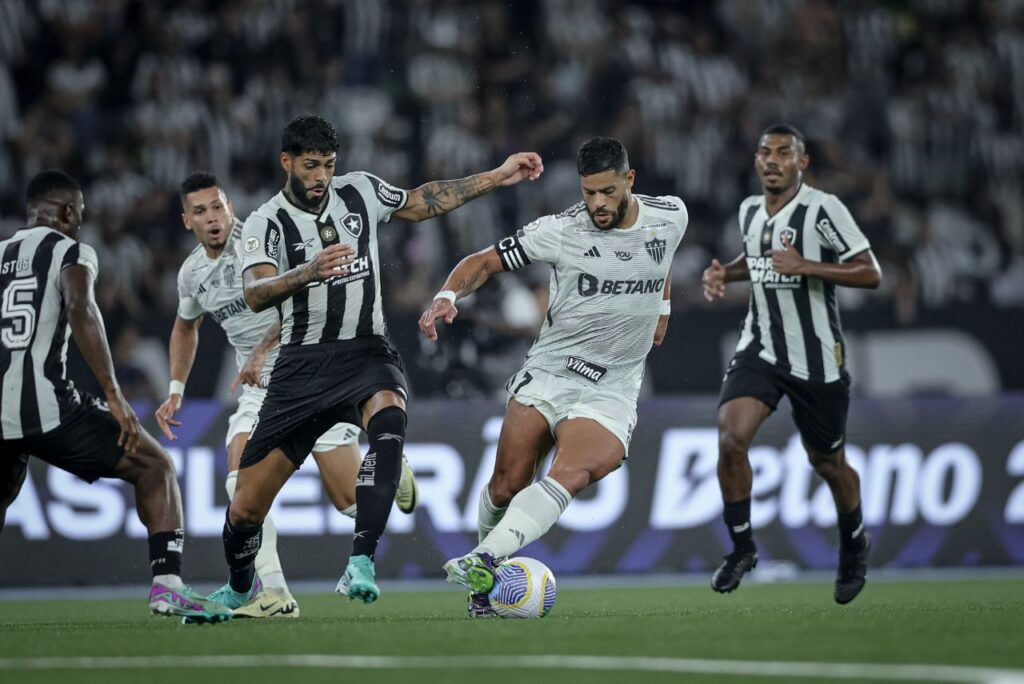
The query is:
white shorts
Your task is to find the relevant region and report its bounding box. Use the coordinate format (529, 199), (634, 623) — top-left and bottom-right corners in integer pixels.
(226, 385), (361, 452)
(506, 367), (637, 456)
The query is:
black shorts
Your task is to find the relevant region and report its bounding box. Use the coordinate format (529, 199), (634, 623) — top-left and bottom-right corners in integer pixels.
(241, 336), (408, 468)
(1, 392), (124, 483)
(719, 354), (851, 454)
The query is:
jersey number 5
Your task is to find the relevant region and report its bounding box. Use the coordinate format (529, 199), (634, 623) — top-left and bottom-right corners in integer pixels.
(1, 278), (38, 349)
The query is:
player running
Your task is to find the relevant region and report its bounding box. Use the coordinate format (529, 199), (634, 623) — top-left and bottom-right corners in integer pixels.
(419, 137), (685, 617)
(155, 172), (419, 618)
(702, 125), (880, 604)
(219, 114), (543, 606)
(0, 170), (230, 623)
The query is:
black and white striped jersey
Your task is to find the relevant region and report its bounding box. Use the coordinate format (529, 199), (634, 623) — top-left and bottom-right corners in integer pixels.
(0, 227), (99, 439)
(734, 184), (870, 383)
(240, 172), (407, 347)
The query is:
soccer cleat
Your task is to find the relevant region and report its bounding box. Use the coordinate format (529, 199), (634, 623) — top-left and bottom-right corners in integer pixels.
(467, 592), (498, 619)
(835, 531), (871, 605)
(233, 587), (301, 618)
(148, 582), (233, 624)
(336, 554), (380, 604)
(711, 547), (759, 593)
(442, 552), (497, 594)
(207, 574), (263, 610)
(396, 455), (419, 514)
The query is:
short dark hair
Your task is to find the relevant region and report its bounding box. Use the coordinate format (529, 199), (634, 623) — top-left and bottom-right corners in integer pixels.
(26, 170), (80, 204)
(577, 137), (629, 176)
(760, 124), (806, 151)
(179, 171), (219, 206)
(282, 114), (339, 156)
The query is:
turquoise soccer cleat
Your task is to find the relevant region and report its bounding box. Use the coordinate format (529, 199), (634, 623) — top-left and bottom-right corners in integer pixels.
(336, 555), (380, 604)
(207, 574), (263, 610)
(148, 582), (233, 624)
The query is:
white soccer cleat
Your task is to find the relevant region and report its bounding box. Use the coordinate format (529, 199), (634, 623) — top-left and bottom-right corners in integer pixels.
(232, 587), (301, 619)
(395, 455), (418, 514)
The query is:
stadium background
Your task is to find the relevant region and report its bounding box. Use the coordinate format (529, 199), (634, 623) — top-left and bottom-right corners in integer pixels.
(1, 0), (1022, 584)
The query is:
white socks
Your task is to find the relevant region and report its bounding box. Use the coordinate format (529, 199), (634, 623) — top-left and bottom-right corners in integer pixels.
(477, 485), (507, 543)
(341, 504), (357, 519)
(474, 477), (571, 559)
(226, 470), (287, 591)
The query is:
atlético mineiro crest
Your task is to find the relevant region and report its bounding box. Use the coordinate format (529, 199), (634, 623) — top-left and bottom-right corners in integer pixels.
(340, 212), (363, 238)
(645, 236), (666, 264)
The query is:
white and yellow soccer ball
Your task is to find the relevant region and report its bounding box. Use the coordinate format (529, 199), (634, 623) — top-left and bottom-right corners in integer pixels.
(487, 556), (556, 618)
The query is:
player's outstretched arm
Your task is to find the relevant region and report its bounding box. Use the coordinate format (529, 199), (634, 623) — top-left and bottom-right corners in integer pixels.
(231, 319), (281, 392)
(393, 152), (544, 223)
(242, 243), (355, 312)
(61, 265), (141, 454)
(418, 246), (505, 341)
(702, 252), (749, 301)
(155, 315), (203, 440)
(769, 237), (882, 288)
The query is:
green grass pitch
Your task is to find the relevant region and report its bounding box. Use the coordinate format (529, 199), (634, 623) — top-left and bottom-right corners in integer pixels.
(1, 579), (1022, 684)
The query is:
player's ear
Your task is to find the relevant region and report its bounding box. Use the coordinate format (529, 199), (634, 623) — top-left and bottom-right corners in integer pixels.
(280, 152), (292, 173)
(626, 169), (636, 188)
(800, 153), (809, 171)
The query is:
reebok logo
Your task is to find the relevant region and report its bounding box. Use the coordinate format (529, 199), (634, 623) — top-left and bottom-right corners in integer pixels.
(732, 522), (751, 533)
(565, 356), (607, 383)
(377, 433), (404, 442)
(583, 246), (601, 257)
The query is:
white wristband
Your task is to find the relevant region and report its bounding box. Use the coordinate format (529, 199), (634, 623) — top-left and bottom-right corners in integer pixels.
(434, 290), (457, 305)
(660, 300), (671, 316)
(169, 380), (186, 396)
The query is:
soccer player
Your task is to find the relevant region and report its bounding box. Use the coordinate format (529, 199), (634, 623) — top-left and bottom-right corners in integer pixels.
(701, 125), (881, 604)
(220, 114), (543, 605)
(155, 172), (419, 618)
(0, 170), (230, 623)
(419, 137), (685, 616)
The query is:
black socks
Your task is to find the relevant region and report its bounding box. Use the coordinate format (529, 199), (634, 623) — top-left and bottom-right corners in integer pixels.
(222, 514), (262, 592)
(723, 498), (755, 552)
(837, 503), (867, 552)
(148, 528), (184, 577)
(353, 406), (406, 559)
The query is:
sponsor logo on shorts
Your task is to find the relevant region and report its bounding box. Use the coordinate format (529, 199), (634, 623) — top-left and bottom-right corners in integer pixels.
(565, 356), (607, 383)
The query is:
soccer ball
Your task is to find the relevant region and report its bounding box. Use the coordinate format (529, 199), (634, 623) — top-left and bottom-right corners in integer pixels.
(487, 556), (556, 618)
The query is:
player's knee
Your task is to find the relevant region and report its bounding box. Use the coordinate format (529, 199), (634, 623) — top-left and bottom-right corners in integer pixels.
(808, 451), (841, 480)
(719, 428), (751, 464)
(228, 497), (266, 527)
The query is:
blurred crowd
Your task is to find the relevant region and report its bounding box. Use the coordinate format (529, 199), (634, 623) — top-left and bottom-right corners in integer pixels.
(0, 0), (1022, 400)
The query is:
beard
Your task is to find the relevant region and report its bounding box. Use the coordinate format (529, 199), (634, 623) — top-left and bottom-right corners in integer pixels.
(289, 173), (326, 210)
(589, 195), (630, 230)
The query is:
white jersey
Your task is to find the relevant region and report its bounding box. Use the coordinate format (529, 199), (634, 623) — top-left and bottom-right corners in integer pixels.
(0, 227), (99, 439)
(177, 220), (279, 377)
(734, 183), (871, 382)
(240, 172), (407, 347)
(496, 195), (688, 396)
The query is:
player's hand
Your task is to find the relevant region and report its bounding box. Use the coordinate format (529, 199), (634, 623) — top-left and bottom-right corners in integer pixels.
(653, 314), (669, 347)
(768, 234), (805, 275)
(231, 353), (265, 393)
(155, 393), (183, 441)
(418, 297), (459, 341)
(702, 259), (726, 301)
(491, 152), (544, 187)
(304, 243), (356, 283)
(107, 389), (142, 453)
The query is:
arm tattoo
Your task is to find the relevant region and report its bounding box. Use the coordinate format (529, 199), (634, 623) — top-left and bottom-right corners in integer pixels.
(417, 174), (495, 219)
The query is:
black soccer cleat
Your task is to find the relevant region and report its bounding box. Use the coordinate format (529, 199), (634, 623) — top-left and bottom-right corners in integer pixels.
(711, 547), (758, 593)
(835, 531), (871, 605)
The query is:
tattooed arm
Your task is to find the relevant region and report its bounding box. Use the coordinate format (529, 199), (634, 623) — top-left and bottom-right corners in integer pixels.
(243, 244), (355, 312)
(394, 152), (543, 223)
(418, 246), (505, 341)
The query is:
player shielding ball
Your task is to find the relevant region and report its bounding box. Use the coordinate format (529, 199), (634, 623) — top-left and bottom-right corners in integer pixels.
(419, 137), (685, 617)
(702, 124), (880, 604)
(155, 172), (419, 617)
(0, 171), (230, 623)
(219, 114), (543, 606)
